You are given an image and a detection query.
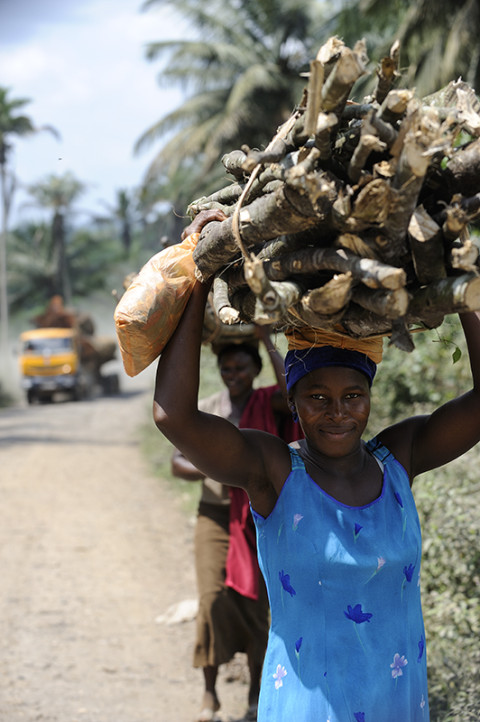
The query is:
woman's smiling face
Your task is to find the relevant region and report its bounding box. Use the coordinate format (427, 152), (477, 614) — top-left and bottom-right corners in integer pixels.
(290, 365), (371, 457)
(218, 349), (260, 400)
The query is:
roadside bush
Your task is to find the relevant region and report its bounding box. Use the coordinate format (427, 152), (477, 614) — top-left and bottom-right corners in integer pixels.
(370, 318), (480, 721)
(416, 454), (480, 720)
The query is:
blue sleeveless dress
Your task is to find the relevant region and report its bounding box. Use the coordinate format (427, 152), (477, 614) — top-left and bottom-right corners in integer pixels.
(252, 439), (429, 722)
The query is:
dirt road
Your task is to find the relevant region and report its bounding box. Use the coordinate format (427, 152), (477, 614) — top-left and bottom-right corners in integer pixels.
(0, 369), (250, 722)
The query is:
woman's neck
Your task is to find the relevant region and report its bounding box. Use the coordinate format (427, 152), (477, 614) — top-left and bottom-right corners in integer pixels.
(297, 439), (383, 506)
(299, 438), (367, 479)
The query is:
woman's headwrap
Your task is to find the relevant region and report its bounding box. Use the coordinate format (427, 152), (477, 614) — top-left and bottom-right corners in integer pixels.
(284, 327), (384, 393)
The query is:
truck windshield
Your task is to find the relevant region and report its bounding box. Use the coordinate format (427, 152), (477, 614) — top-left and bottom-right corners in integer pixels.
(23, 337), (74, 353)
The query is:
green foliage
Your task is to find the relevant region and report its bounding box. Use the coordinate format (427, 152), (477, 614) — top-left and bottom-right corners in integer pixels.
(8, 221), (57, 309)
(137, 0), (328, 205)
(67, 227), (123, 296)
(138, 0), (480, 216)
(7, 220), (122, 313)
(0, 86), (35, 158)
(26, 171), (86, 212)
(0, 380), (14, 408)
(415, 455), (480, 720)
(331, 0), (480, 99)
(367, 317), (468, 436)
(369, 318), (480, 720)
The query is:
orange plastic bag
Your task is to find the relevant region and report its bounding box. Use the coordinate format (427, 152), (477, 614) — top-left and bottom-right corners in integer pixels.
(114, 233), (200, 377)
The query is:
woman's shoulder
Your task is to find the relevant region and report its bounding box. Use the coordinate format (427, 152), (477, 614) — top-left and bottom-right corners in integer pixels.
(375, 415), (428, 474)
(247, 433), (293, 516)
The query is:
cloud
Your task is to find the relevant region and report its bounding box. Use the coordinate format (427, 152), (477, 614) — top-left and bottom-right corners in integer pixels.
(0, 0), (87, 44)
(0, 0), (187, 221)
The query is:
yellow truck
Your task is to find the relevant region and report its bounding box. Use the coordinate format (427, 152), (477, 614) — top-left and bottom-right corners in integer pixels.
(18, 327), (89, 404)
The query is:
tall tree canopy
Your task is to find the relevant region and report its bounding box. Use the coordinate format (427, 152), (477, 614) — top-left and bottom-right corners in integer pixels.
(136, 0), (327, 194)
(136, 0), (480, 230)
(0, 87), (58, 362)
(332, 0), (480, 99)
(26, 172), (86, 303)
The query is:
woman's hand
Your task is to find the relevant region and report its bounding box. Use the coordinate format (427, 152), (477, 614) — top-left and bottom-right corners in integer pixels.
(181, 209), (227, 241)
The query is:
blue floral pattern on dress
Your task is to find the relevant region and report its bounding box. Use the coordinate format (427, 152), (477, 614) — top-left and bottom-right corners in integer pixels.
(401, 562), (416, 599)
(252, 441), (429, 721)
(292, 513), (303, 530)
(273, 664), (287, 689)
(294, 637), (303, 680)
(390, 653), (408, 679)
(365, 556), (386, 584)
(417, 635), (425, 662)
(345, 604), (373, 654)
(344, 604), (373, 624)
(279, 569), (296, 597)
(394, 491), (408, 538)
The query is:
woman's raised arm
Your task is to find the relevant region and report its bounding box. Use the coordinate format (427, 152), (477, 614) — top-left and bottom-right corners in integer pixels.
(153, 275), (289, 517)
(380, 312), (480, 479)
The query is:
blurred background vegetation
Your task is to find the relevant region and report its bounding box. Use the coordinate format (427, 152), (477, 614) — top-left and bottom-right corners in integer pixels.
(1, 1), (479, 718)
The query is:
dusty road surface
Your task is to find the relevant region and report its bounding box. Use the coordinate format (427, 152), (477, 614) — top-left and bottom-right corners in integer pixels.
(0, 370), (251, 722)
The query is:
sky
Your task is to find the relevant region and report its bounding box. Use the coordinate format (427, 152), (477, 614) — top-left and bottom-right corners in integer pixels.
(0, 0), (187, 223)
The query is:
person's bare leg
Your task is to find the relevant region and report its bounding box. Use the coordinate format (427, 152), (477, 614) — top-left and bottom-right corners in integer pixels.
(197, 665), (220, 721)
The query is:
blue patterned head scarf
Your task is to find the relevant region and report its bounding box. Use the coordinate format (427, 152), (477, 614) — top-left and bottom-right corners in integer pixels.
(285, 345), (377, 393)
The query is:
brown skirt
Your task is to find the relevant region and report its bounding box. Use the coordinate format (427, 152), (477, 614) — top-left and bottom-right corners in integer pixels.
(193, 501), (269, 668)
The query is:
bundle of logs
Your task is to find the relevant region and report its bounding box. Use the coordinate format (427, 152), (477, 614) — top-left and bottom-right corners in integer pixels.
(187, 36), (480, 351)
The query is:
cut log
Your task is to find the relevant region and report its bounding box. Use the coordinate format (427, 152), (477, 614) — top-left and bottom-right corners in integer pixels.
(212, 274), (240, 325)
(176, 37), (480, 354)
(301, 273), (353, 315)
(408, 205), (446, 283)
(262, 246), (406, 290)
(193, 180), (338, 280)
(373, 40), (400, 105)
(352, 285), (409, 319)
(450, 237), (480, 271)
(408, 273), (480, 316)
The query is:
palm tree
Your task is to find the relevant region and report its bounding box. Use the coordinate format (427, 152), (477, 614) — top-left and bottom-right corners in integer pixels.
(95, 188), (136, 258)
(328, 0), (480, 98)
(8, 216), (123, 312)
(394, 0), (479, 97)
(7, 222), (57, 308)
(0, 87), (58, 362)
(135, 0), (329, 214)
(138, 163), (208, 242)
(114, 189), (134, 257)
(26, 172), (86, 304)
(137, 0), (479, 233)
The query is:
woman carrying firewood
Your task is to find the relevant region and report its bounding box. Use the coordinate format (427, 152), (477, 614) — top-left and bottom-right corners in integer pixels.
(153, 211), (480, 722)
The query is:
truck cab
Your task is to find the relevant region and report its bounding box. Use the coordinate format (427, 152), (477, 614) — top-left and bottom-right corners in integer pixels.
(19, 328), (88, 404)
